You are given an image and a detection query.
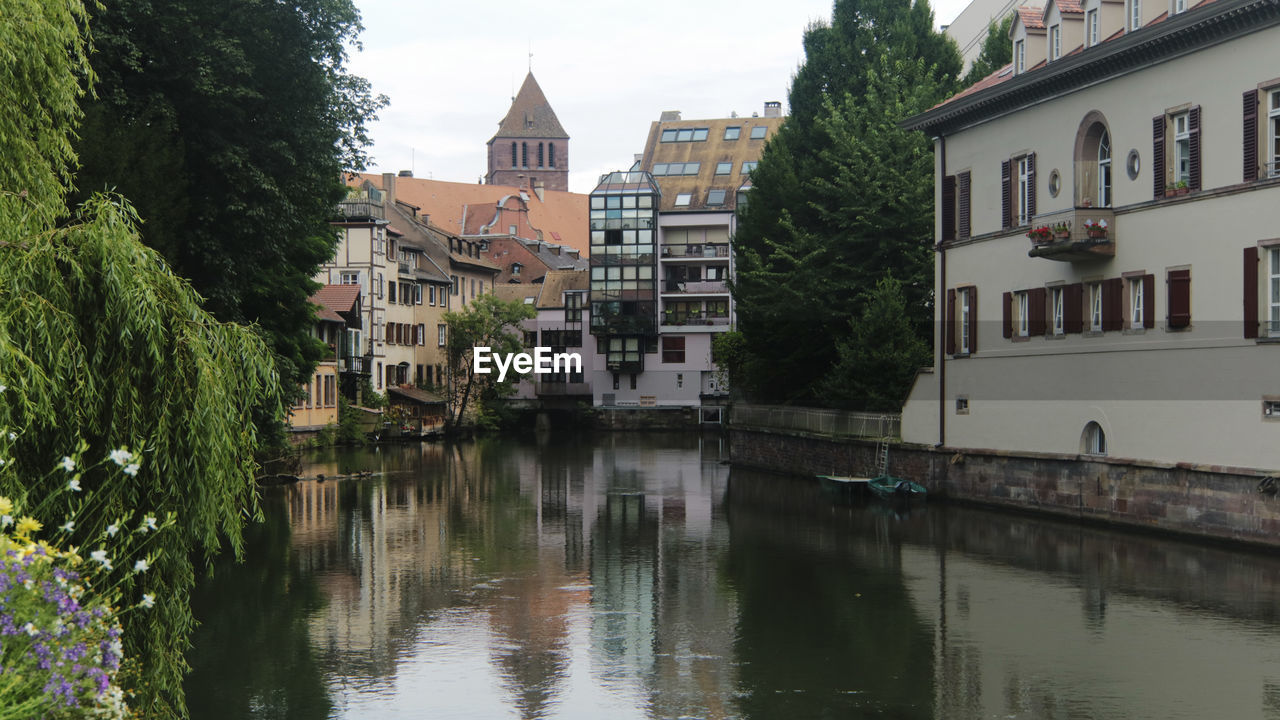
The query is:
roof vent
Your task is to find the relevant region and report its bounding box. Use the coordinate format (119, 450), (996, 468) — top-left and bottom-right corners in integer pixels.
(398, 170), (413, 177)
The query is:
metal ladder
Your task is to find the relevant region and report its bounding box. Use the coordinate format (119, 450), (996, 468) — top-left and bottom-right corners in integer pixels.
(874, 415), (892, 476)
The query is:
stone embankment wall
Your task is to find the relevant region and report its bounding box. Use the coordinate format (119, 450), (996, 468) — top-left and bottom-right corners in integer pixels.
(730, 426), (1280, 548)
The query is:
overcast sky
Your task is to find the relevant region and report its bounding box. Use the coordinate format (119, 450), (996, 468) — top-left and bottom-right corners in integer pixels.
(348, 0), (971, 194)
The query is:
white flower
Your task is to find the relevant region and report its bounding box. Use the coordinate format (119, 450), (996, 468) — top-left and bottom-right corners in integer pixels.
(60, 456), (76, 472)
(0, 514), (11, 528)
(108, 448), (132, 466)
(90, 549), (113, 571)
(122, 463), (140, 477)
(24, 623), (38, 637)
(0, 458), (6, 467)
(139, 594), (156, 609)
(106, 524), (119, 537)
(7, 432), (14, 441)
(133, 559), (149, 573)
(141, 516), (158, 533)
(67, 478), (81, 492)
(0, 385), (7, 393)
(59, 520), (74, 533)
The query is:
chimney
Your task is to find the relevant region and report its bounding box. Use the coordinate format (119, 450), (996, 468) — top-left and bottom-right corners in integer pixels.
(381, 172), (396, 205)
(763, 101), (782, 118)
(398, 169), (413, 177)
(533, 181), (545, 202)
(659, 110), (682, 122)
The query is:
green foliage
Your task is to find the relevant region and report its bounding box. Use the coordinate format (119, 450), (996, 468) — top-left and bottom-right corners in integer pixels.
(443, 295), (536, 433)
(962, 14), (1014, 87)
(820, 276), (930, 411)
(0, 193), (281, 718)
(336, 398), (366, 445)
(711, 330), (749, 397)
(70, 0), (389, 397)
(732, 0), (959, 407)
(358, 377), (386, 409)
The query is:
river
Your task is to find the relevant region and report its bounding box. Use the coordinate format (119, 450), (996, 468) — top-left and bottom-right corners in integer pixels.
(184, 432), (1280, 719)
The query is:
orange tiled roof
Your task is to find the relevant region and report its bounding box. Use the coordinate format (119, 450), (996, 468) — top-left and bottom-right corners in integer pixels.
(1055, 0), (1083, 14)
(353, 174), (589, 258)
(1018, 5), (1046, 29)
(311, 284), (360, 324)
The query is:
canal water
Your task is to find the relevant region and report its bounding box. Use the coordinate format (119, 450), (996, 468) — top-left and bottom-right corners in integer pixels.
(185, 433), (1280, 719)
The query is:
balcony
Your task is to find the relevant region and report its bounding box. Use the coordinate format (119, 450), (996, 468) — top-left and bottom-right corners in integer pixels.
(662, 243), (730, 260)
(341, 355), (373, 375)
(661, 313), (730, 329)
(398, 260), (412, 276)
(334, 200), (385, 222)
(663, 280), (729, 295)
(1026, 207), (1115, 263)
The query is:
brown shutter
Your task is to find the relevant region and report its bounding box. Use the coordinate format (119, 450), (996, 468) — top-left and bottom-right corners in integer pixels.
(1167, 269), (1191, 328)
(1026, 153), (1037, 219)
(968, 288), (978, 353)
(1001, 160), (1012, 229)
(1003, 291), (1013, 338)
(1030, 287), (1048, 336)
(385, 322), (393, 344)
(1245, 246), (1260, 339)
(946, 289), (957, 354)
(1153, 115), (1166, 198)
(1064, 282), (1084, 333)
(941, 175), (957, 242)
(1188, 106), (1202, 191)
(1244, 90), (1259, 182)
(958, 171), (972, 239)
(1142, 274), (1155, 329)
(1102, 278), (1123, 331)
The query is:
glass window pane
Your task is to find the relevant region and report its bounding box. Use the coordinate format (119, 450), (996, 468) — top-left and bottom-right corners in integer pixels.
(750, 126), (767, 139)
(677, 129), (693, 142)
(692, 128), (708, 141)
(661, 129), (677, 142)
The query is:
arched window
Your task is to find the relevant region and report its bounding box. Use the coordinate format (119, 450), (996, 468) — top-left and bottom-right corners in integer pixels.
(1098, 130), (1112, 208)
(538, 142), (544, 168)
(1082, 422), (1107, 455)
(511, 142), (517, 169)
(1074, 113), (1112, 208)
(549, 143), (556, 168)
(522, 142), (528, 168)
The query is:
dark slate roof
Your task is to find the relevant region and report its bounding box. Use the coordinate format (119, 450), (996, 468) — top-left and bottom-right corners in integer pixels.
(388, 386), (445, 405)
(492, 73), (568, 140)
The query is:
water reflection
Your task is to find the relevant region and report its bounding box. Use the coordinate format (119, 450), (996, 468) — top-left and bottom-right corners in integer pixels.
(187, 435), (1280, 720)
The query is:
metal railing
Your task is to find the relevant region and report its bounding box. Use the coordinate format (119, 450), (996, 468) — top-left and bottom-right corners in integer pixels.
(334, 200), (385, 221)
(730, 404), (900, 440)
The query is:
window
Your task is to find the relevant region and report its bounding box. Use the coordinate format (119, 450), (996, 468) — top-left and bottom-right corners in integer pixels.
(470, 279), (476, 298)
(1167, 268), (1191, 328)
(388, 282), (396, 303)
(522, 142), (528, 167)
(1129, 0), (1141, 30)
(1014, 39), (1025, 73)
(376, 273), (384, 299)
(512, 263), (522, 277)
(1052, 287), (1065, 335)
(1173, 0), (1186, 13)
(1016, 291), (1029, 337)
(662, 336), (686, 363)
(1173, 112), (1191, 186)
(1098, 129), (1112, 207)
(1089, 282), (1104, 331)
(340, 272), (359, 285)
(1269, 248), (1280, 337)
(549, 143), (556, 168)
(706, 189), (726, 206)
(1049, 24), (1061, 61)
(1129, 277), (1144, 329)
(1086, 9), (1099, 46)
(674, 193), (691, 207)
(565, 292), (583, 322)
(661, 127), (709, 142)
(715, 162), (732, 175)
(1270, 89), (1280, 178)
(415, 284), (423, 305)
(451, 275), (458, 295)
(724, 126), (740, 140)
(955, 396), (969, 414)
(511, 142), (517, 169)
(1013, 155), (1034, 226)
(429, 286), (436, 306)
(750, 126), (767, 140)
(661, 129), (677, 142)
(509, 224), (517, 235)
(1083, 422), (1107, 455)
(960, 289), (972, 353)
(438, 324), (447, 347)
(741, 161), (758, 174)
(538, 142), (544, 168)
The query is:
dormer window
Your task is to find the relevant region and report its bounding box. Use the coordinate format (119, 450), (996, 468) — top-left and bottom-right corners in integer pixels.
(1086, 9), (1099, 46)
(1049, 24), (1061, 61)
(1015, 39), (1026, 73)
(1173, 0), (1186, 13)
(1129, 0), (1142, 30)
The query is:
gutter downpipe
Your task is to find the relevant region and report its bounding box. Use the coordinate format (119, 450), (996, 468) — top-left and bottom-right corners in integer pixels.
(937, 134), (947, 450)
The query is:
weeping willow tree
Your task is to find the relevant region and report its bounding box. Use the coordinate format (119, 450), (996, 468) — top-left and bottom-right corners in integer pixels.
(0, 1), (282, 716)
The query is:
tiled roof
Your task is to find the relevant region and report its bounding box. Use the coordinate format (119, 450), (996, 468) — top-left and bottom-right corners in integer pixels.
(930, 63), (1015, 109)
(536, 270), (588, 309)
(387, 386), (445, 405)
(310, 284), (360, 326)
(492, 72), (568, 139)
(1055, 0), (1083, 14)
(639, 114), (784, 213)
(1018, 5), (1046, 29)
(353, 174), (588, 257)
(493, 284), (539, 305)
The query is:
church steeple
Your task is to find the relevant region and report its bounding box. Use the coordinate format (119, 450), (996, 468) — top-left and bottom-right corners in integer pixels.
(486, 72), (570, 192)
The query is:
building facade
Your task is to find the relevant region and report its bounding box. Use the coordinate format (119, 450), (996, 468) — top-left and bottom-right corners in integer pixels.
(902, 0), (1280, 471)
(486, 72), (570, 192)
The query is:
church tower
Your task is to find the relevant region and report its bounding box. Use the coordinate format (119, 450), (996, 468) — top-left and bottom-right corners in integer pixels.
(486, 72), (570, 192)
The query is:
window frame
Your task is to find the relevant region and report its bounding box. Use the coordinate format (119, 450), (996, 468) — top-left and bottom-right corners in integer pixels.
(1016, 155), (1033, 226)
(715, 161), (732, 175)
(1173, 111), (1191, 186)
(1052, 286), (1065, 335)
(674, 193), (692, 207)
(750, 126), (767, 140)
(1016, 291), (1030, 337)
(1129, 0), (1142, 30)
(1098, 129), (1113, 207)
(724, 126), (741, 141)
(959, 288), (972, 354)
(1269, 248), (1280, 337)
(1049, 24), (1061, 61)
(1086, 9), (1099, 46)
(1014, 38), (1025, 73)
(1089, 282), (1104, 331)
(1129, 276), (1145, 329)
(1269, 88), (1280, 178)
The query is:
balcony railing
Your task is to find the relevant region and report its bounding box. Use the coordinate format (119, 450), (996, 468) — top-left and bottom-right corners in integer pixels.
(1027, 207), (1115, 263)
(662, 243), (730, 259)
(334, 200), (385, 221)
(662, 314), (730, 327)
(341, 355), (373, 375)
(663, 280), (729, 294)
(398, 261), (412, 275)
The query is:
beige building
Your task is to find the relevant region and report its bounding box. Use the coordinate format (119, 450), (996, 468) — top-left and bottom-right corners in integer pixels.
(902, 0), (1280, 472)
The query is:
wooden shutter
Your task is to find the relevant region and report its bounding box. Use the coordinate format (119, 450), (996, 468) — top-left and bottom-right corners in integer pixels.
(1245, 246), (1260, 339)
(1188, 106), (1202, 191)
(1003, 291), (1013, 338)
(1153, 115), (1166, 198)
(968, 288), (978, 353)
(1142, 274), (1156, 329)
(1001, 160), (1012, 229)
(385, 322), (393, 344)
(958, 171), (972, 239)
(1026, 153), (1037, 219)
(1030, 287), (1048, 336)
(1244, 90), (1259, 182)
(941, 175), (957, 242)
(1064, 282), (1084, 333)
(1102, 278), (1124, 331)
(1167, 269), (1191, 328)
(946, 289), (957, 354)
